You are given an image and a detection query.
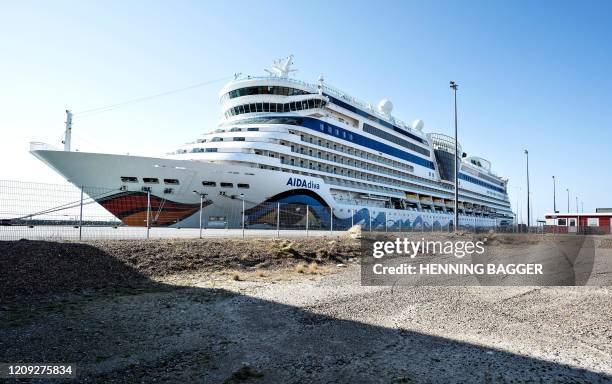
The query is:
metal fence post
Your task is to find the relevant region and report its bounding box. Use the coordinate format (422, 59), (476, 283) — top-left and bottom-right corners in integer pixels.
(351, 208), (354, 228)
(384, 212), (387, 232)
(241, 197), (245, 238)
(276, 202), (280, 237)
(306, 205), (309, 237)
(369, 210), (372, 232)
(199, 194), (203, 239)
(146, 190), (151, 240)
(330, 208), (333, 234)
(399, 218), (401, 232)
(79, 186), (84, 241)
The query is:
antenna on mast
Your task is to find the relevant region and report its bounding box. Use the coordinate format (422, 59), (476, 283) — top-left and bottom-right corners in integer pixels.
(63, 110), (73, 151)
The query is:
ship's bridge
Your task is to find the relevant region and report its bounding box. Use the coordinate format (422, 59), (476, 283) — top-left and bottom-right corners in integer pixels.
(429, 133), (462, 183)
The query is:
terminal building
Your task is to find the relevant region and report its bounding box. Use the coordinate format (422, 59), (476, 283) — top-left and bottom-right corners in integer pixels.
(544, 209), (612, 234)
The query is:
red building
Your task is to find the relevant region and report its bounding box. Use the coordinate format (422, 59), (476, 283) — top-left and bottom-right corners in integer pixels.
(544, 212), (612, 234)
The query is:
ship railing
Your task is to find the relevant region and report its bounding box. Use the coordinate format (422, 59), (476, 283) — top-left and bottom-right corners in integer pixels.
(30, 142), (60, 152)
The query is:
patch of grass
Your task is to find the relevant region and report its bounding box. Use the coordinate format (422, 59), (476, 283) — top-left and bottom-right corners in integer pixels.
(308, 262), (319, 274)
(232, 272), (242, 281)
(255, 270), (265, 278)
(294, 263), (306, 274)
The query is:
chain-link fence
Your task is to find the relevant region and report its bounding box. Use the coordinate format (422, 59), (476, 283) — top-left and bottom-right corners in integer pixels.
(1, 180), (599, 241)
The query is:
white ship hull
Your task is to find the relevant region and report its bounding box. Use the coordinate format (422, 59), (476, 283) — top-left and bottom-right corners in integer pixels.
(32, 149), (504, 229)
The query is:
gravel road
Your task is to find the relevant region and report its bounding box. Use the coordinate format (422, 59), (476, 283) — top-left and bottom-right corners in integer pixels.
(1, 236), (611, 383)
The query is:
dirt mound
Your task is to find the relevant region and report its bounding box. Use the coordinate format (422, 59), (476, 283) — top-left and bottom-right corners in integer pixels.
(0, 237), (360, 301)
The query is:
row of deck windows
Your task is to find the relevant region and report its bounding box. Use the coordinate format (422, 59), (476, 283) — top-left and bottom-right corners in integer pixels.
(121, 176), (179, 185)
(292, 131), (416, 174)
(202, 181), (249, 189)
(224, 99), (325, 118)
(362, 123), (430, 157)
(221, 86), (310, 102)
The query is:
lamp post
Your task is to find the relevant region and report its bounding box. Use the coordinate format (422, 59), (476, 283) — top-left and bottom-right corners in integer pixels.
(575, 196), (579, 212)
(193, 191), (207, 239)
(566, 188), (570, 212)
(552, 176), (557, 213)
(450, 81), (459, 232)
(525, 149), (530, 228)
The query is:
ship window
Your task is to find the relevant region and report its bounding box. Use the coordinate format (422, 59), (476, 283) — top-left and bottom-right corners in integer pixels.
(247, 127), (259, 131)
(141, 186), (151, 192)
(143, 177), (159, 184)
(220, 182), (233, 188)
(163, 188), (174, 194)
(120, 176), (138, 183)
(233, 137), (245, 141)
(237, 183), (250, 189)
(164, 179), (180, 185)
(205, 148), (217, 152)
(202, 181), (216, 187)
(212, 137), (223, 142)
(230, 127), (241, 132)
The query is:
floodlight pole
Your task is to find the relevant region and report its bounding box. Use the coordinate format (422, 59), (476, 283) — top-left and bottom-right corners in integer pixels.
(450, 81), (459, 232)
(552, 176), (557, 213)
(525, 150), (530, 227)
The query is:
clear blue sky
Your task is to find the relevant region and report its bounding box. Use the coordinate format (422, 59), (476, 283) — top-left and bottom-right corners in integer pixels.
(1, 0), (611, 222)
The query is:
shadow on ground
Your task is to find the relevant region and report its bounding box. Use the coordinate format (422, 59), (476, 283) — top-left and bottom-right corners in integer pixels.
(0, 240), (610, 383)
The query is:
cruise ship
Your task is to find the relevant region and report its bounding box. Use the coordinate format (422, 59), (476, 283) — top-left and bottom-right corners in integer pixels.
(31, 56), (514, 229)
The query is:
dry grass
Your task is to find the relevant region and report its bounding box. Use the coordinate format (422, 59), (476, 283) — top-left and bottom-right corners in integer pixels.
(231, 272), (241, 281)
(255, 270), (266, 278)
(308, 262), (319, 274)
(294, 263), (306, 274)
